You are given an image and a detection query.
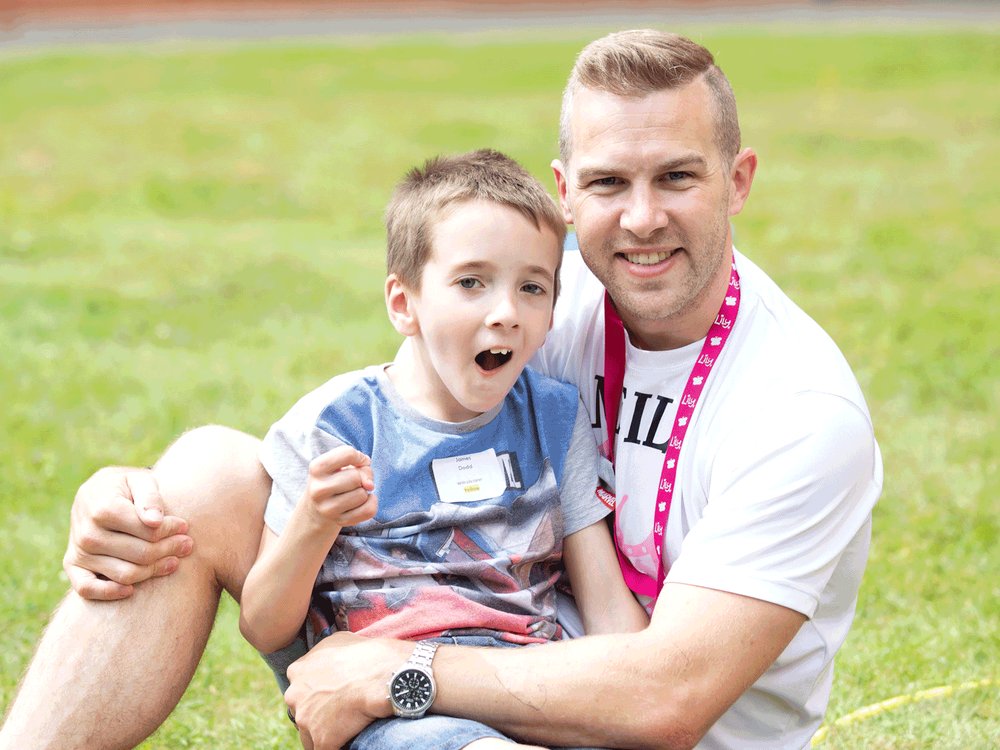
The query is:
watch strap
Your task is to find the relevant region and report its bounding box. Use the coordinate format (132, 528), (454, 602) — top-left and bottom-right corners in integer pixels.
(408, 641), (439, 669)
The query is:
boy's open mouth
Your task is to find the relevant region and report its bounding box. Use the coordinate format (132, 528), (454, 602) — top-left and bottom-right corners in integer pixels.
(475, 348), (513, 371)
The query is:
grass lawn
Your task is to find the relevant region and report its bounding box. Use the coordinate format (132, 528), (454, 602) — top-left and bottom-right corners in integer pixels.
(1, 24), (998, 749)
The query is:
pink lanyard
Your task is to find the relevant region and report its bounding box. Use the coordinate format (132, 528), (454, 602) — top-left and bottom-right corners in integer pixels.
(602, 257), (741, 605)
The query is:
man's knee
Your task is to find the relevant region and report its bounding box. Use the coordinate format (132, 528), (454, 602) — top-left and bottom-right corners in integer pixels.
(154, 424), (270, 596)
(155, 425), (268, 517)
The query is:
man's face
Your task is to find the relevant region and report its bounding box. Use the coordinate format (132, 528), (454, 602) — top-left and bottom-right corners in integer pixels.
(552, 79), (754, 349)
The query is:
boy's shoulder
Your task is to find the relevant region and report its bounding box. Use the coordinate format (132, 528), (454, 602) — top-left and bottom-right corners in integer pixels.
(513, 365), (580, 401)
(275, 364), (388, 431)
(505, 366), (581, 427)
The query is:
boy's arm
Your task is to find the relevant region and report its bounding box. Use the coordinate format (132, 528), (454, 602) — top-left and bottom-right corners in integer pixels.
(558, 393), (647, 634)
(563, 520), (648, 634)
(240, 446), (378, 654)
(239, 517), (338, 653)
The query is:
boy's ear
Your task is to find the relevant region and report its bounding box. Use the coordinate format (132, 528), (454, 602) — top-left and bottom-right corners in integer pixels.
(385, 273), (419, 337)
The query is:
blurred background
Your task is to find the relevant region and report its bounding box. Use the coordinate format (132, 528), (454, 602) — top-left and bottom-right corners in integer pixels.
(1, 1), (998, 748)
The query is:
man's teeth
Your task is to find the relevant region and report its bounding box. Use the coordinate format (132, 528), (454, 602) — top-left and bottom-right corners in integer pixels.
(490, 348), (511, 355)
(624, 250), (674, 265)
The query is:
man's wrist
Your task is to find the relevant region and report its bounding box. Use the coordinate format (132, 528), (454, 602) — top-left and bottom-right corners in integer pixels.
(372, 639), (424, 718)
(391, 641), (439, 718)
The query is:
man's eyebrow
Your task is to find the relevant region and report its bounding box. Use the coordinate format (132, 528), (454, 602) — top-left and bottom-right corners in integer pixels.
(575, 154), (708, 182)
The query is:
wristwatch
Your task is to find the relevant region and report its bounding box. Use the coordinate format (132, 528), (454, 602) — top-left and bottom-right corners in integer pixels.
(388, 641), (439, 719)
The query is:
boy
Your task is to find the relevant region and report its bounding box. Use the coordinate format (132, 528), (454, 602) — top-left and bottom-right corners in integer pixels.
(239, 150), (646, 749)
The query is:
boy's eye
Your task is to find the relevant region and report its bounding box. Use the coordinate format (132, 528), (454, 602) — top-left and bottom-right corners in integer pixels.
(521, 283), (546, 296)
(458, 278), (482, 289)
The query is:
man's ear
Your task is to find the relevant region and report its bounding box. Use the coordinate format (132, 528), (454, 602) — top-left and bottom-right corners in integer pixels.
(728, 147), (758, 217)
(551, 159), (575, 225)
(385, 274), (419, 337)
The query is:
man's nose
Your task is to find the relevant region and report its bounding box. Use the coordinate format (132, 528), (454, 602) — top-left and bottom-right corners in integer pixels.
(620, 186), (668, 239)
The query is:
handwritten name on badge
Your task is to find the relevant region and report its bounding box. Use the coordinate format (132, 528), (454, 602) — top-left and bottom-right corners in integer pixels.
(431, 449), (507, 503)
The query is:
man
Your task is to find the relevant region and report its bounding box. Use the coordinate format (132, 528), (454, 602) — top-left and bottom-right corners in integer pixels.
(1, 30), (881, 750)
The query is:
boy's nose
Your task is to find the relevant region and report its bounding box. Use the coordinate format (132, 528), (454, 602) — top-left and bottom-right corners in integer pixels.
(485, 293), (519, 328)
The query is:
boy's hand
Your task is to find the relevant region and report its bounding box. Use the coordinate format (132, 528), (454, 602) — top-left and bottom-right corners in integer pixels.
(302, 446), (378, 529)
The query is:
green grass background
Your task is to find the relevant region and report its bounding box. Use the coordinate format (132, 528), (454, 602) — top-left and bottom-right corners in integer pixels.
(1, 23), (998, 749)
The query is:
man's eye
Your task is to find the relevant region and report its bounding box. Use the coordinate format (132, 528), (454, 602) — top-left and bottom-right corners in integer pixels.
(666, 171), (690, 182)
(458, 278), (482, 289)
(591, 176), (619, 187)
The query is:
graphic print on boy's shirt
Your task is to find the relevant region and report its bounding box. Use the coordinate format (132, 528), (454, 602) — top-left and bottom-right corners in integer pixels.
(260, 366), (607, 648)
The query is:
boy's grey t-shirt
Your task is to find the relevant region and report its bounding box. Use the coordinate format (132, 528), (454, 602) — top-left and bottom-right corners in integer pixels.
(260, 364), (607, 646)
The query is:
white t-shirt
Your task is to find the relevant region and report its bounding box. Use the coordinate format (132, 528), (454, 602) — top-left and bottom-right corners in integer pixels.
(533, 249), (883, 750)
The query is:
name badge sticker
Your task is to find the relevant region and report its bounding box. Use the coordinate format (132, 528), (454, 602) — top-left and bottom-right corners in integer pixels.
(431, 449), (507, 503)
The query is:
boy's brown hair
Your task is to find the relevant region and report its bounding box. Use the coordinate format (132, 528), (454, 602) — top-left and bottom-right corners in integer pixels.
(385, 149), (566, 289)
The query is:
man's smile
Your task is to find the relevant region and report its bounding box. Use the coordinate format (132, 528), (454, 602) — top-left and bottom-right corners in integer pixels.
(620, 248), (682, 266)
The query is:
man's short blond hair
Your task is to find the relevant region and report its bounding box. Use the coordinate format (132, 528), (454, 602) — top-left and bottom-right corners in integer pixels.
(385, 149), (566, 289)
(559, 29), (741, 165)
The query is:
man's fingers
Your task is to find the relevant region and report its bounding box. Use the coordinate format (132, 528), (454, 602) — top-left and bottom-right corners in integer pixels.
(156, 514), (190, 540)
(71, 551), (175, 587)
(87, 503), (189, 544)
(124, 470), (167, 527)
(75, 522), (193, 565)
(64, 564), (134, 601)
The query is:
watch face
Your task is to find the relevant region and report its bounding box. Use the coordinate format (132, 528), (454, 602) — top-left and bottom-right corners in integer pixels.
(390, 668), (433, 712)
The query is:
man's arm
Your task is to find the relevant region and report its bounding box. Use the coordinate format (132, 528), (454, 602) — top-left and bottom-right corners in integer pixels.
(286, 582), (804, 750)
(431, 583), (804, 749)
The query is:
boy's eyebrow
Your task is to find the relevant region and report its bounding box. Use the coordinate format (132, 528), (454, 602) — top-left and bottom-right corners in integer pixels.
(575, 154), (708, 182)
(452, 260), (555, 281)
(525, 264), (556, 281)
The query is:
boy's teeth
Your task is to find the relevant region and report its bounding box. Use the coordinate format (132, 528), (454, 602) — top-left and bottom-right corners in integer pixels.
(625, 251), (673, 265)
(490, 348), (511, 355)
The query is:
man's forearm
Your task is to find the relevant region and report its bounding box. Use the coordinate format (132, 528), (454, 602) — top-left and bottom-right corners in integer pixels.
(428, 584), (806, 750)
(300, 584), (804, 750)
(431, 629), (693, 750)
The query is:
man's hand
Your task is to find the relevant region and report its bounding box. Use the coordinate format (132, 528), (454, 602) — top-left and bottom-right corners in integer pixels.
(284, 632), (408, 750)
(64, 467), (193, 600)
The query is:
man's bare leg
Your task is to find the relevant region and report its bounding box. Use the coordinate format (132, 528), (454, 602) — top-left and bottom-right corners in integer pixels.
(0, 426), (270, 750)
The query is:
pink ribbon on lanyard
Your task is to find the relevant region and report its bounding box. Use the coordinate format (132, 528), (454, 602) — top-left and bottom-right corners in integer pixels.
(603, 257), (741, 607)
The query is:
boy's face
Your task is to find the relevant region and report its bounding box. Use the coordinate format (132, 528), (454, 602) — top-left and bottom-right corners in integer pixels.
(391, 199), (561, 422)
